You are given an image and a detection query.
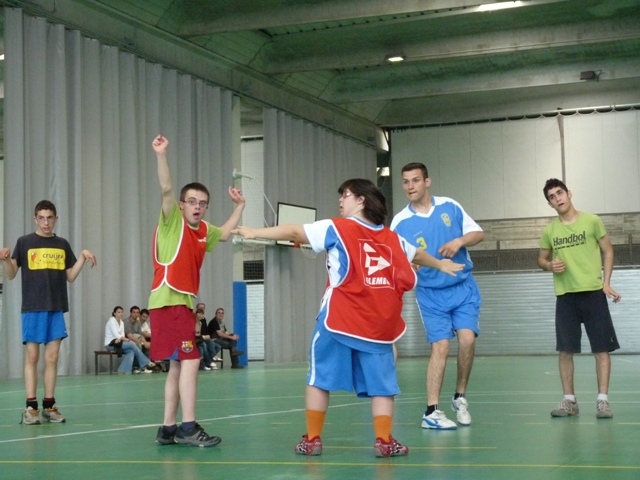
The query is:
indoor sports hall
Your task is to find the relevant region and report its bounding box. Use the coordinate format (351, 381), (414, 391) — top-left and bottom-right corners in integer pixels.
(1, 2), (640, 480)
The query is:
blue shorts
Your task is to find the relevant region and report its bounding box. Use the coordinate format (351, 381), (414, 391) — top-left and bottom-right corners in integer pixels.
(416, 276), (481, 344)
(306, 323), (399, 398)
(22, 311), (68, 344)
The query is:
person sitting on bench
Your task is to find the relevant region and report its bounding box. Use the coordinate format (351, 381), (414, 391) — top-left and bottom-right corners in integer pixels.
(208, 307), (244, 369)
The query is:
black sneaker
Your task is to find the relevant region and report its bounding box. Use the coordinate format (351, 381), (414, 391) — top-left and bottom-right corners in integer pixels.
(230, 349), (244, 357)
(175, 423), (221, 447)
(156, 426), (177, 445)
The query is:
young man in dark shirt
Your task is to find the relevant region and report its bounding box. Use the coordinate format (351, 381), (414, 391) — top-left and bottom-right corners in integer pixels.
(0, 200), (96, 425)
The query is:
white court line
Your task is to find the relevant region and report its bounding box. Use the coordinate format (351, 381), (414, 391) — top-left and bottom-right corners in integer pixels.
(0, 401), (366, 445)
(614, 357), (635, 363)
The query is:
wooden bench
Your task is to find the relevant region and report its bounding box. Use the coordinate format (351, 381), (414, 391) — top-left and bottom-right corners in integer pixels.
(94, 350), (119, 375)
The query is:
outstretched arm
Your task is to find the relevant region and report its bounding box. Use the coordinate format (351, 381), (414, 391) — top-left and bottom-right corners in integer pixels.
(0, 247), (18, 280)
(152, 135), (175, 220)
(219, 187), (246, 241)
(66, 250), (97, 283)
(413, 249), (464, 277)
(231, 224), (308, 244)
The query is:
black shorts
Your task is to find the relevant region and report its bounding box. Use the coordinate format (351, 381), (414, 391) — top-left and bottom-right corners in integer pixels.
(555, 289), (620, 353)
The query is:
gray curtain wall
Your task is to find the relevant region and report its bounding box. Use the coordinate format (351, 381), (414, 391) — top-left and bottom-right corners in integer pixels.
(262, 108), (377, 363)
(1, 8), (237, 378)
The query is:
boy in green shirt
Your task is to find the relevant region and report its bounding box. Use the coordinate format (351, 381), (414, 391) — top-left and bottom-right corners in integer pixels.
(538, 178), (620, 419)
(150, 135), (245, 446)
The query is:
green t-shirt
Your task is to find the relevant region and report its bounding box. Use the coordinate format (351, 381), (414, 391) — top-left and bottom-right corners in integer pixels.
(148, 203), (222, 310)
(539, 212), (606, 296)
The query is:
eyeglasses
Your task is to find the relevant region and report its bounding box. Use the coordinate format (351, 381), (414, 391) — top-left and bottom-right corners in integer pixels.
(340, 191), (354, 199)
(184, 198), (209, 208)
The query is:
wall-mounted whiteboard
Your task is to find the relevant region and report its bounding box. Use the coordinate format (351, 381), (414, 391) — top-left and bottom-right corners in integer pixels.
(276, 202), (317, 247)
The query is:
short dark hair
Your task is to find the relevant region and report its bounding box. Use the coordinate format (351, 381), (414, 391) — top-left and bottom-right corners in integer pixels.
(180, 182), (210, 203)
(34, 200), (57, 217)
(130, 305), (140, 313)
(195, 308), (205, 315)
(401, 162), (429, 179)
(543, 178), (568, 201)
(112, 305), (123, 316)
(338, 178), (388, 226)
(140, 309), (149, 316)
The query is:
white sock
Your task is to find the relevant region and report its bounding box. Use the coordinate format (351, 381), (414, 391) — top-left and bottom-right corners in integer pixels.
(564, 394), (576, 402)
(597, 393), (608, 402)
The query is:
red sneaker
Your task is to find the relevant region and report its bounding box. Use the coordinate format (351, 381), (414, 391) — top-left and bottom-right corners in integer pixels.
(294, 434), (322, 455)
(374, 435), (409, 458)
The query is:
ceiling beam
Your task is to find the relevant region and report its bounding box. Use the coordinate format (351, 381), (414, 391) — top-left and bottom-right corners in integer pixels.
(323, 58), (640, 102)
(173, 0), (563, 36)
(377, 78), (640, 127)
(258, 17), (640, 73)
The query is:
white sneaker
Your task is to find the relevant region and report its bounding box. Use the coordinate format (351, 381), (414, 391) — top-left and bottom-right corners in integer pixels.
(451, 396), (472, 425)
(147, 361), (156, 368)
(596, 399), (613, 418)
(141, 367), (153, 374)
(202, 365), (212, 371)
(421, 409), (457, 430)
(210, 363), (218, 370)
(212, 356), (222, 362)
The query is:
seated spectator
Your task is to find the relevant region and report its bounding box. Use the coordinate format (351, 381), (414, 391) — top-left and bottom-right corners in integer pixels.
(104, 306), (156, 374)
(196, 302), (221, 362)
(195, 309), (219, 370)
(140, 308), (152, 341)
(140, 308), (168, 372)
(124, 305), (151, 354)
(209, 307), (244, 369)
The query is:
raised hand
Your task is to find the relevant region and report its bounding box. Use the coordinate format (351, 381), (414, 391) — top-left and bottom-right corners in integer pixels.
(228, 186), (246, 205)
(81, 250), (97, 268)
(152, 135), (169, 155)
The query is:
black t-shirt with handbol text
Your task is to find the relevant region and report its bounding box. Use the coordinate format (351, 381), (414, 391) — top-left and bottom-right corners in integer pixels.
(12, 232), (77, 312)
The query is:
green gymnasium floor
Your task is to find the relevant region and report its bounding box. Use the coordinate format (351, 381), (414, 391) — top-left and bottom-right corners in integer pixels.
(0, 356), (639, 480)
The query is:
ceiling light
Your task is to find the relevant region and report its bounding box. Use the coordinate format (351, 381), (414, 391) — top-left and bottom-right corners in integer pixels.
(478, 1), (523, 12)
(385, 54), (405, 63)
